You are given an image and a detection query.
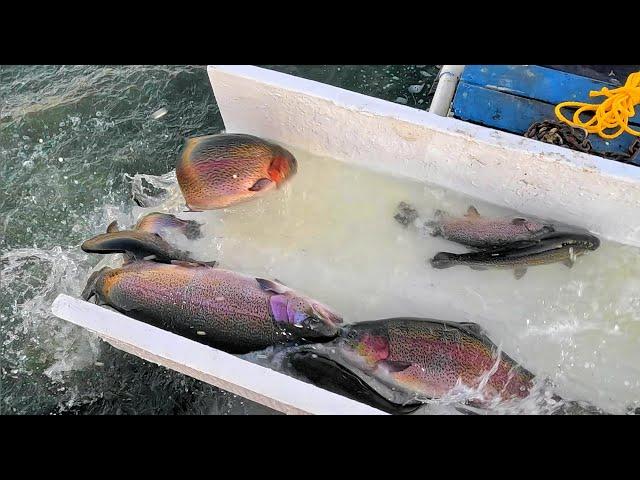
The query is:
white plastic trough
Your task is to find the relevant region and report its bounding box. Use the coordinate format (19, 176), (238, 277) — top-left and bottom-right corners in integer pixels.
(51, 294), (385, 415)
(51, 65), (640, 415)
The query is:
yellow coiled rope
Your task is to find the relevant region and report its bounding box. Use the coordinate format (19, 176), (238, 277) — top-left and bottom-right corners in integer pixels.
(554, 71), (640, 139)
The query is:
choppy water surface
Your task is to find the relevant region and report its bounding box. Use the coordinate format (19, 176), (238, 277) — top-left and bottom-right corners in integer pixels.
(0, 65), (438, 414)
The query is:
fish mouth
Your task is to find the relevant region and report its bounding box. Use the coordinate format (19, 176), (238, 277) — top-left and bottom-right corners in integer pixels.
(286, 152), (298, 176)
(81, 266), (112, 302)
(301, 313), (343, 340)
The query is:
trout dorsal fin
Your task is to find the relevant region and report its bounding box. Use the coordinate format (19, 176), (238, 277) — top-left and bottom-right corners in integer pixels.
(256, 278), (288, 294)
(380, 359), (413, 373)
(514, 267), (527, 279)
(466, 206), (480, 217)
(458, 322), (485, 338)
(106, 220), (120, 233)
(170, 259), (217, 268)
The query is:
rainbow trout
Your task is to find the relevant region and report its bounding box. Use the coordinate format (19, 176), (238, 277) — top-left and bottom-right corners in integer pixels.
(82, 261), (342, 354)
(430, 231), (600, 279)
(176, 133), (298, 210)
(289, 317), (534, 413)
(81, 230), (216, 265)
(395, 202), (554, 249)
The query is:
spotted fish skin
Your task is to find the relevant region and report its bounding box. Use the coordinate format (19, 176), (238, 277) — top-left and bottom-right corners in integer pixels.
(430, 231), (600, 276)
(176, 133), (298, 210)
(432, 208), (554, 248)
(290, 318), (534, 410)
(398, 203), (555, 249)
(82, 261), (342, 354)
(134, 212), (203, 240)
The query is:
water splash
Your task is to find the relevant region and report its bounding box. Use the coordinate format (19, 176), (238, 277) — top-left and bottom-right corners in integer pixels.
(0, 247), (102, 381)
(126, 170), (183, 210)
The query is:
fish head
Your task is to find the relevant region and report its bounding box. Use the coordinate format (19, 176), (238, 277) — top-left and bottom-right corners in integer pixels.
(538, 228), (601, 251)
(290, 321), (422, 406)
(81, 266), (113, 303)
(326, 322), (392, 371)
(269, 291), (342, 340)
(287, 345), (423, 414)
(268, 145), (298, 185)
(287, 322), (389, 367)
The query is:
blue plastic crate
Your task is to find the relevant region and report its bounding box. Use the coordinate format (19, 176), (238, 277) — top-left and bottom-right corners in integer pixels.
(451, 65), (639, 165)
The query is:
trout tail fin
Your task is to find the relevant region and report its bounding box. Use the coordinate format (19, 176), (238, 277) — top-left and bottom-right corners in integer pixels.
(182, 220), (204, 240)
(549, 394), (608, 415)
(106, 220), (120, 233)
(430, 252), (458, 269)
(394, 201), (420, 228)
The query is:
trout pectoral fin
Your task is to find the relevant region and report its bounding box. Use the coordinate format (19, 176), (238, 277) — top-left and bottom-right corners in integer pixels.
(514, 267), (527, 279)
(123, 253), (136, 264)
(469, 265), (487, 271)
(380, 359), (413, 373)
(106, 220), (120, 233)
(563, 258), (574, 268)
(512, 218), (527, 225)
(184, 205), (203, 213)
(249, 178), (273, 192)
(466, 206), (480, 217)
(183, 220), (204, 240)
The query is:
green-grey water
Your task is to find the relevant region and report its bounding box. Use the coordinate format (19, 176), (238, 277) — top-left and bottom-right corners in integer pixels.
(0, 65), (438, 415)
